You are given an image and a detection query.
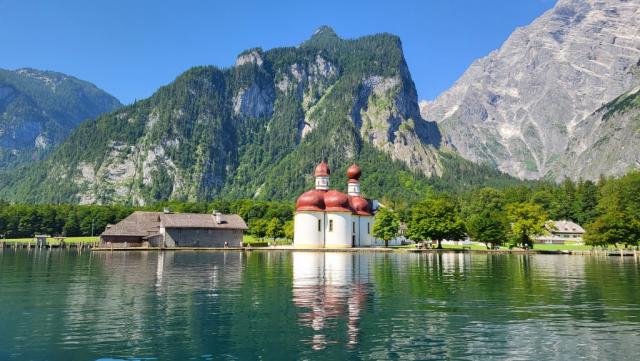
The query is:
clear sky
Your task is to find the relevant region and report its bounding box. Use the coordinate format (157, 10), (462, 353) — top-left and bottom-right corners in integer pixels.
(0, 0), (556, 104)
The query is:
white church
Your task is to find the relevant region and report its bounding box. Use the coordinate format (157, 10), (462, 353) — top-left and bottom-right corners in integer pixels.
(293, 162), (378, 248)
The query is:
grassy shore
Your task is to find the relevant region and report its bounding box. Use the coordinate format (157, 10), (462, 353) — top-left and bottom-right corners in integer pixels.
(391, 243), (622, 252)
(3, 236), (629, 253)
(1, 237), (99, 245)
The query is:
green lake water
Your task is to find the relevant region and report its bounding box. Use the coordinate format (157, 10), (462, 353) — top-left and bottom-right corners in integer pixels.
(0, 250), (639, 360)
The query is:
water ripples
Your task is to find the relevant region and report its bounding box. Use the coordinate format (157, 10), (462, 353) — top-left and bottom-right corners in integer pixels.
(0, 250), (639, 360)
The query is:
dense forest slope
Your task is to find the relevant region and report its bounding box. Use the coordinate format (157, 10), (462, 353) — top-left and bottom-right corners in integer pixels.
(421, 0), (640, 180)
(0, 68), (121, 169)
(0, 27), (517, 205)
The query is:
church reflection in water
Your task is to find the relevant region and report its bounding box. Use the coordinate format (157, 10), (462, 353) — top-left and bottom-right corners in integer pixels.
(292, 252), (369, 350)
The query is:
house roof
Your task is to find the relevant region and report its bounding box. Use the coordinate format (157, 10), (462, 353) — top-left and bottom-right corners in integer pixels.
(101, 211), (247, 237)
(548, 220), (585, 234)
(160, 213), (248, 230)
(101, 211), (161, 237)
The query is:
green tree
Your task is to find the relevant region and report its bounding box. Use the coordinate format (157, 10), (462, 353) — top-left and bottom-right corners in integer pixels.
(573, 180), (599, 225)
(62, 210), (81, 237)
(248, 218), (268, 240)
(466, 211), (508, 249)
(463, 187), (508, 249)
(506, 202), (548, 249)
(373, 208), (400, 247)
(462, 187), (505, 219)
(598, 171), (640, 220)
(584, 211), (640, 248)
(407, 197), (466, 249)
(283, 220), (294, 241)
(265, 218), (283, 241)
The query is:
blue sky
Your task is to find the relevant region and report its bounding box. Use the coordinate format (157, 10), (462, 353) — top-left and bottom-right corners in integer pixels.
(0, 0), (556, 104)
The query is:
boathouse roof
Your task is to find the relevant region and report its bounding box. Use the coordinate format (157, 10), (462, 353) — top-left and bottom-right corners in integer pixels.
(101, 211), (247, 237)
(160, 213), (248, 230)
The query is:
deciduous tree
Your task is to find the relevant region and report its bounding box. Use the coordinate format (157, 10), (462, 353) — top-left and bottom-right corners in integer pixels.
(373, 208), (399, 247)
(408, 198), (466, 249)
(506, 202), (547, 249)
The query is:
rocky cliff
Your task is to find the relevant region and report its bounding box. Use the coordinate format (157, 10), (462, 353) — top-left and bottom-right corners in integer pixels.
(4, 28), (505, 205)
(0, 68), (121, 170)
(421, 0), (640, 180)
(551, 85), (640, 180)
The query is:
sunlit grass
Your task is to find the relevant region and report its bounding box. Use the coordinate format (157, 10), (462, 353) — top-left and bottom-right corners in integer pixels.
(2, 237), (99, 245)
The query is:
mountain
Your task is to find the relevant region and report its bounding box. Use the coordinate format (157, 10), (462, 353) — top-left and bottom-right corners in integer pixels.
(0, 68), (121, 170)
(0, 27), (517, 205)
(421, 0), (640, 180)
(551, 85), (640, 180)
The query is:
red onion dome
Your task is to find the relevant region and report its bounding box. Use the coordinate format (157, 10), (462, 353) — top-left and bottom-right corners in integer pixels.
(349, 196), (372, 216)
(347, 164), (361, 181)
(324, 190), (352, 212)
(296, 190), (326, 211)
(314, 161), (330, 177)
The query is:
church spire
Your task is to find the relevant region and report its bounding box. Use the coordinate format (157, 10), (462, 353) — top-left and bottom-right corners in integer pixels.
(314, 161), (330, 190)
(347, 164), (361, 196)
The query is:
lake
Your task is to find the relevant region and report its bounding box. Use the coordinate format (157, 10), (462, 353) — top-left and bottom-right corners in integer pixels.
(0, 250), (639, 360)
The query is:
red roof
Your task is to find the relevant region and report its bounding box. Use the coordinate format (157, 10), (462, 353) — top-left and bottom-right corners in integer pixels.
(295, 161), (373, 215)
(347, 164), (361, 180)
(349, 196), (372, 216)
(296, 189), (326, 211)
(314, 161), (330, 177)
(324, 190), (352, 212)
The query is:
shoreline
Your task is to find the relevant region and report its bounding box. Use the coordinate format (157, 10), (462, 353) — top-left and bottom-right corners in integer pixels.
(85, 246), (638, 257)
(2, 242), (636, 257)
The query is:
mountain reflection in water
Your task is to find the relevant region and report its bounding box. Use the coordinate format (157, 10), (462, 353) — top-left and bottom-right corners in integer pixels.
(0, 250), (639, 360)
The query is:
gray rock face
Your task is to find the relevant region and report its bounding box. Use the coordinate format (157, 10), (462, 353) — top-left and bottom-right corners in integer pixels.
(353, 67), (443, 177)
(421, 0), (640, 179)
(235, 49), (264, 67)
(233, 82), (275, 118)
(551, 85), (640, 180)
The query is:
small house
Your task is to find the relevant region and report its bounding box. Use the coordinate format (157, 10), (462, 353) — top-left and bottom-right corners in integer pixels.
(536, 220), (585, 245)
(100, 210), (247, 248)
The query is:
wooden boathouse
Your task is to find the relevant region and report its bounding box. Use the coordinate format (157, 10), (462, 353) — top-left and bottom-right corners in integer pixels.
(100, 210), (247, 248)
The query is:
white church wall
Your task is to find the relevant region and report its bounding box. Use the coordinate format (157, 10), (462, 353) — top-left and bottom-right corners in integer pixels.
(294, 212), (324, 248)
(325, 212), (352, 248)
(358, 216), (374, 247)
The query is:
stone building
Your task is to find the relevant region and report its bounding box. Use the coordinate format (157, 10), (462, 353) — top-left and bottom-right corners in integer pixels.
(294, 162), (377, 248)
(100, 211), (247, 248)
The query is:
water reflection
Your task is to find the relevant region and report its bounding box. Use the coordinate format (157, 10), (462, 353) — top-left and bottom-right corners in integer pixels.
(292, 252), (370, 350)
(0, 250), (639, 360)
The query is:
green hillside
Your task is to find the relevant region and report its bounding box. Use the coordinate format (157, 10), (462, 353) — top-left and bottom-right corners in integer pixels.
(0, 28), (519, 205)
(0, 68), (121, 169)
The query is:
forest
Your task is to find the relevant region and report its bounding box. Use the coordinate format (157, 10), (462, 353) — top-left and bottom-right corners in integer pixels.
(1, 171), (639, 248)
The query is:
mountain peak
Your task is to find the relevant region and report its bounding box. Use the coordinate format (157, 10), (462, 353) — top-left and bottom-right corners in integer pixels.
(312, 25), (338, 38)
(303, 26), (340, 47)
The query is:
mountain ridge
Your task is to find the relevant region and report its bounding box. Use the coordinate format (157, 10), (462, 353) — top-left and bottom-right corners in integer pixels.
(421, 0), (640, 180)
(0, 27), (519, 205)
(0, 67), (122, 170)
